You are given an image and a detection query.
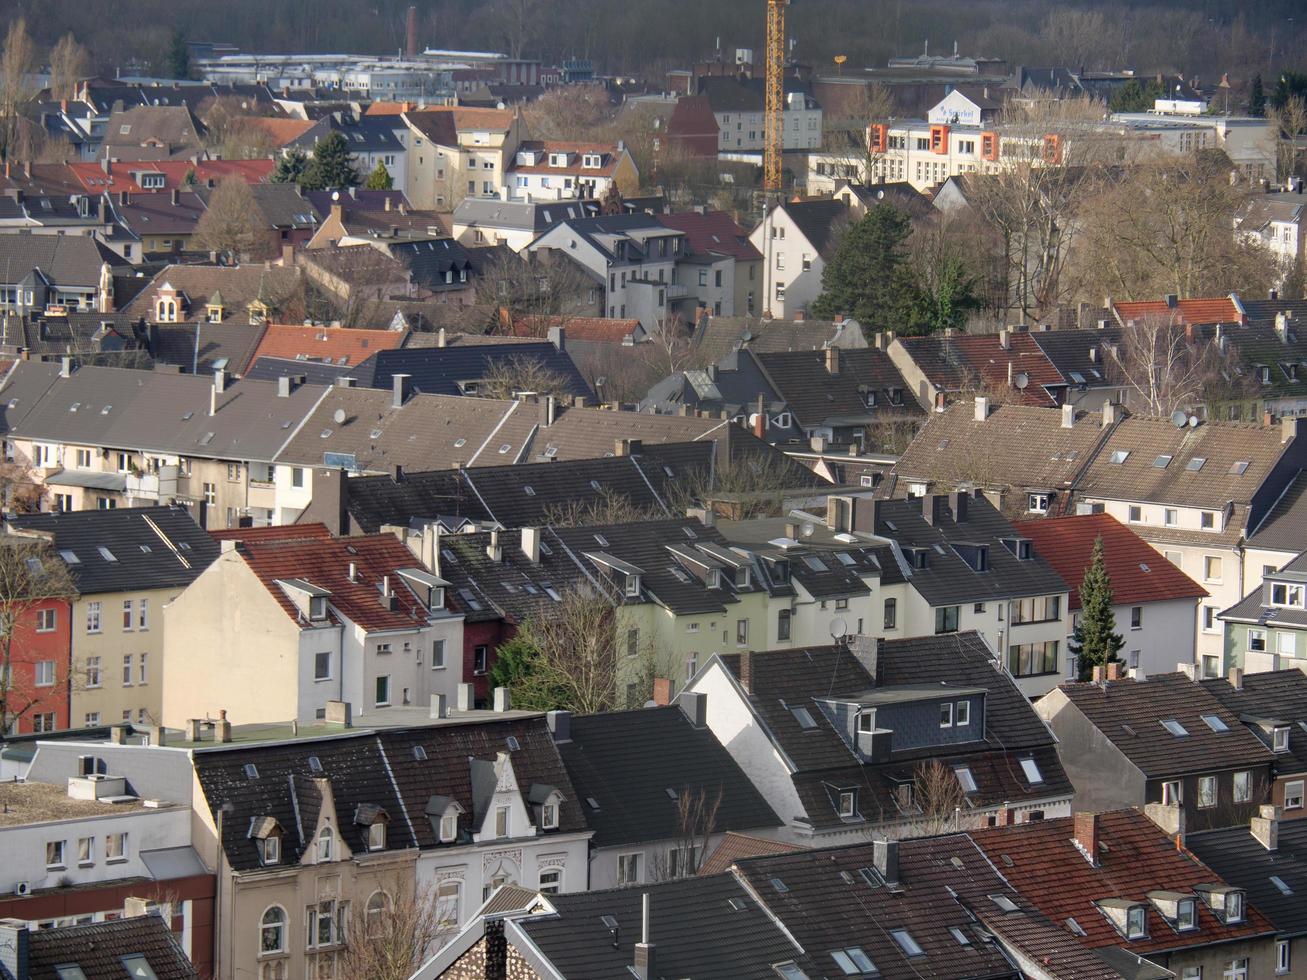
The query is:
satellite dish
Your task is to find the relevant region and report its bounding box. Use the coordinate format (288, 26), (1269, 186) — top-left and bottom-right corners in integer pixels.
(1187, 415), (1200, 428)
(1013, 372), (1029, 390)
(829, 617), (848, 642)
(331, 190), (340, 202)
(801, 523), (815, 537)
(876, 189), (885, 199)
(1170, 410), (1187, 428)
(333, 408), (347, 424)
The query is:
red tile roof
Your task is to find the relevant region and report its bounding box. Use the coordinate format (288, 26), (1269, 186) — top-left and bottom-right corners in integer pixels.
(507, 314), (640, 344)
(209, 523), (332, 543)
(656, 211), (763, 262)
(243, 117), (318, 147)
(250, 323), (408, 368)
(1113, 297), (1243, 326)
(1016, 513), (1207, 609)
(898, 332), (1066, 407)
(971, 809), (1274, 955)
(510, 140), (625, 177)
(66, 159), (274, 193)
(697, 832), (804, 876)
(241, 534), (436, 632)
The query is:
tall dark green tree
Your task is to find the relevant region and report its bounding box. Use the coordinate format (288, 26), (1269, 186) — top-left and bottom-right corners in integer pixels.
(1249, 74), (1266, 117)
(164, 31), (190, 79)
(300, 131), (360, 191)
(364, 160), (393, 190)
(270, 147), (308, 185)
(1069, 536), (1125, 681)
(811, 203), (919, 332)
(909, 254), (979, 334)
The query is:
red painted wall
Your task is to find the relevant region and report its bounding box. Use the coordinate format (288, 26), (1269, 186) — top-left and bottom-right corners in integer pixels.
(5, 597), (73, 733)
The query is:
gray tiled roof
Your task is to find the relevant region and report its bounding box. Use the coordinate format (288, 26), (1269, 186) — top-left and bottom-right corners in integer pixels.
(1199, 668), (1307, 778)
(8, 362), (326, 462)
(0, 234), (128, 288)
(26, 913), (197, 980)
(1187, 819), (1307, 938)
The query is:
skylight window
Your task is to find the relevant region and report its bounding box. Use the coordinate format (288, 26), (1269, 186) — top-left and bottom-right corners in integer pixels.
(586, 797), (600, 809)
(791, 706), (817, 729)
(830, 948), (876, 975)
(1270, 875), (1293, 896)
(593, 534), (609, 547)
(1201, 714), (1229, 733)
(453, 438), (466, 448)
(413, 745), (427, 761)
(836, 552), (856, 566)
(890, 930), (924, 957)
(498, 444), (511, 454)
(506, 736), (521, 751)
(1066, 917), (1086, 937)
(1019, 758), (1044, 784)
(803, 555), (828, 571)
(308, 756), (322, 772)
(59, 549), (79, 564)
(1160, 719), (1189, 737)
(990, 894), (1019, 912)
(1109, 450), (1130, 464)
(97, 546), (117, 562)
(1186, 457), (1206, 471)
(770, 877), (789, 893)
(949, 927), (972, 946)
(1153, 455), (1172, 468)
(244, 764), (259, 779)
(1230, 460), (1250, 475)
(954, 766), (978, 793)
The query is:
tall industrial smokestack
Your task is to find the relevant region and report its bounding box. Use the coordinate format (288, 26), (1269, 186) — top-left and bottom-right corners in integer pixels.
(405, 5), (419, 58)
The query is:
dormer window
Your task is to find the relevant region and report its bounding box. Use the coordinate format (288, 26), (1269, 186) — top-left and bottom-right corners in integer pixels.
(1177, 898), (1196, 931)
(205, 303), (223, 323)
(837, 790), (857, 818)
(316, 826), (333, 862)
(156, 298), (177, 322)
(625, 573), (640, 597)
(582, 153), (602, 168)
(1273, 726), (1290, 753)
(1271, 583), (1304, 608)
(368, 822), (386, 851)
(261, 836), (280, 865)
(1197, 885), (1245, 923)
(1127, 905), (1147, 939)
(309, 596), (327, 621)
(542, 801), (559, 829)
(440, 813), (458, 842)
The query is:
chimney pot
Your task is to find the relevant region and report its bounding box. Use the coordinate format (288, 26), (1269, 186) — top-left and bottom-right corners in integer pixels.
(429, 693), (449, 719)
(1251, 804), (1279, 851)
(547, 709), (572, 742)
(974, 396), (990, 421)
(1105, 661), (1122, 681)
(277, 375), (291, 397)
(1074, 812), (1099, 865)
(392, 372), (411, 408)
(493, 686), (511, 712)
(1061, 403), (1075, 428)
(1228, 666), (1243, 690)
(456, 683), (475, 711)
(652, 678), (672, 706)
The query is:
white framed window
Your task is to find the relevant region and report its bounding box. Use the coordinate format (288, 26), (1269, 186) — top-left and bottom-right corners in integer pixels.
(495, 805), (510, 838)
(46, 839), (66, 868)
(1197, 775), (1217, 808)
(838, 791), (856, 817)
(1249, 628), (1267, 651)
(314, 652), (331, 681)
(1162, 780), (1182, 805)
(1027, 492), (1050, 514)
(35, 660), (55, 686)
(439, 812), (459, 843)
(432, 639), (446, 669)
(1126, 905), (1147, 939)
(956, 701), (971, 726)
(542, 801), (559, 829)
(1233, 770), (1251, 803)
(435, 880), (461, 929)
(35, 608), (56, 632)
(1177, 898), (1197, 931)
(105, 831), (127, 862)
(122, 654), (133, 686)
(617, 852), (641, 886)
(367, 822), (386, 851)
(138, 598), (148, 630)
(86, 601), (101, 633)
(261, 836), (280, 866)
(1277, 939), (1290, 975)
(538, 868), (562, 894)
(260, 906), (286, 954)
(1274, 726), (1291, 752)
(138, 653), (147, 685)
(1285, 779), (1304, 810)
(939, 702), (953, 727)
(1204, 555), (1223, 582)
(77, 836), (93, 865)
(1224, 959), (1248, 980)
(316, 826), (333, 862)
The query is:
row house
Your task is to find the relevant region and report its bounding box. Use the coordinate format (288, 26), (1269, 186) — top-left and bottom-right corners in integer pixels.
(400, 107), (526, 211)
(419, 828), (1144, 980)
(0, 535), (73, 735)
(7, 506), (221, 731)
(1236, 190), (1305, 281)
(654, 210), (761, 319)
(1037, 670), (1276, 833)
(687, 633), (1074, 843)
(1220, 551), (1307, 674)
(747, 198), (848, 319)
(506, 141), (639, 201)
(888, 328), (1071, 411)
(161, 526), (460, 728)
(0, 236), (122, 315)
(187, 715), (590, 980)
(6, 361), (327, 529)
(289, 114), (411, 193)
(0, 762), (212, 974)
(528, 213), (687, 330)
(699, 76), (823, 154)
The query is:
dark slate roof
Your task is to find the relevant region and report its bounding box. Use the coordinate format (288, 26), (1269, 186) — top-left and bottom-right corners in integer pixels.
(245, 355), (352, 386)
(351, 342), (593, 400)
(1247, 471), (1307, 553)
(0, 313), (145, 360)
(1199, 669), (1307, 778)
(733, 835), (1058, 980)
(192, 716), (584, 872)
(719, 632), (1071, 829)
(1030, 326), (1123, 389)
(779, 199), (849, 259)
(26, 913), (197, 980)
(148, 321), (268, 374)
(754, 347), (922, 427)
(1055, 673), (1276, 779)
(1220, 551), (1307, 627)
(1186, 819), (1307, 938)
(557, 707), (781, 848)
(874, 494), (1069, 605)
(517, 873), (804, 980)
(0, 234), (128, 288)
(8, 505), (220, 595)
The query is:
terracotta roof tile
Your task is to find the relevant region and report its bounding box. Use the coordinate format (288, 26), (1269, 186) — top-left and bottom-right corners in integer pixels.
(697, 831), (804, 875)
(1016, 513), (1206, 609)
(1114, 297), (1243, 326)
(656, 210), (763, 262)
(250, 323), (408, 368)
(65, 159), (274, 193)
(209, 523), (332, 543)
(897, 332), (1067, 407)
(971, 809), (1275, 955)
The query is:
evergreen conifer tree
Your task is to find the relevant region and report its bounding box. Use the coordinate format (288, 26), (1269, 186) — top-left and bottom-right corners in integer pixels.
(270, 147), (308, 185)
(1069, 535), (1125, 681)
(300, 132), (360, 191)
(364, 160), (393, 190)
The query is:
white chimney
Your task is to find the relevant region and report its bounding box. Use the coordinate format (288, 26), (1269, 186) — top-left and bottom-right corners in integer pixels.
(1061, 403), (1074, 429)
(974, 396), (990, 421)
(521, 527), (540, 563)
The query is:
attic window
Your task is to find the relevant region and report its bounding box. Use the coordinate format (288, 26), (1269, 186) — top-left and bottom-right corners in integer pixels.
(1201, 714), (1229, 733)
(954, 766), (978, 793)
(97, 547), (117, 562)
(728, 897), (747, 911)
(585, 796), (600, 810)
(682, 526), (697, 539)
(1109, 450), (1130, 464)
(949, 927), (971, 946)
(1271, 875), (1293, 896)
(457, 588), (483, 612)
(308, 756), (322, 772)
(593, 534), (609, 547)
(244, 764), (259, 779)
(770, 877), (789, 893)
(1230, 460), (1250, 475)
(59, 549), (80, 564)
(803, 555), (828, 571)
(890, 930), (924, 957)
(506, 736), (521, 751)
(1066, 917), (1086, 937)
(1160, 719), (1189, 737)
(830, 948), (877, 975)
(990, 894), (1019, 912)
(413, 745), (427, 761)
(524, 486), (535, 496)
(1186, 457), (1206, 471)
(791, 705), (817, 730)
(1019, 758), (1043, 784)
(1153, 455), (1172, 468)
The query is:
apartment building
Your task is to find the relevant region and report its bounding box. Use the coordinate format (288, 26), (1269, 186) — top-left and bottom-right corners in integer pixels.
(506, 141), (639, 201)
(400, 107), (526, 210)
(699, 76), (823, 153)
(7, 506), (220, 729)
(747, 198), (849, 319)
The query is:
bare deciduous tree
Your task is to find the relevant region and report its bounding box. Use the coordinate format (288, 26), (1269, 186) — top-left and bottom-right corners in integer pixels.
(821, 83), (894, 187)
(338, 877), (451, 980)
(648, 786), (723, 882)
(1268, 95), (1307, 182)
(515, 585), (621, 714)
(478, 355), (574, 400)
(0, 533), (77, 733)
(1104, 316), (1252, 417)
(900, 759), (969, 837)
(478, 250), (595, 321)
(0, 18), (37, 160)
(543, 487), (666, 527)
(194, 178), (267, 262)
(48, 33), (90, 101)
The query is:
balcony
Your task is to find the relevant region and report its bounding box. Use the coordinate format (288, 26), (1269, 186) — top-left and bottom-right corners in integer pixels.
(125, 465), (179, 501)
(664, 284), (689, 299)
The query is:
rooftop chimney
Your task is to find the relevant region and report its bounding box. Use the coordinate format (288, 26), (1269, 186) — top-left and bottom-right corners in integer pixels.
(392, 372), (411, 408)
(633, 893), (656, 980)
(922, 493), (945, 525)
(430, 693), (449, 719)
(1251, 804), (1279, 851)
(873, 839), (899, 884)
(652, 677), (672, 706)
(60, 356), (72, 378)
(974, 396), (990, 421)
(548, 325), (565, 351)
(456, 683), (475, 711)
(1061, 403), (1075, 429)
(1102, 402), (1118, 428)
(213, 368), (226, 394)
(209, 384), (218, 417)
(277, 375), (292, 398)
(676, 690), (707, 728)
(999, 327), (1010, 350)
(521, 526), (540, 563)
(436, 327), (447, 348)
(547, 709), (571, 742)
(1165, 294), (1178, 309)
(1074, 812), (1099, 866)
(1105, 661), (1122, 681)
(1229, 666), (1243, 690)
(487, 528), (502, 562)
(738, 650), (753, 694)
(493, 686), (511, 712)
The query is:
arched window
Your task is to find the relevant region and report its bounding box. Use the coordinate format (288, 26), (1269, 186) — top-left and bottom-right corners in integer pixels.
(316, 826), (333, 862)
(260, 906), (286, 954)
(365, 891), (390, 937)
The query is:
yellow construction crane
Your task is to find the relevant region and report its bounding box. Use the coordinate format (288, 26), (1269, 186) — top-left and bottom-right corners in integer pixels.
(763, 0), (787, 193)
